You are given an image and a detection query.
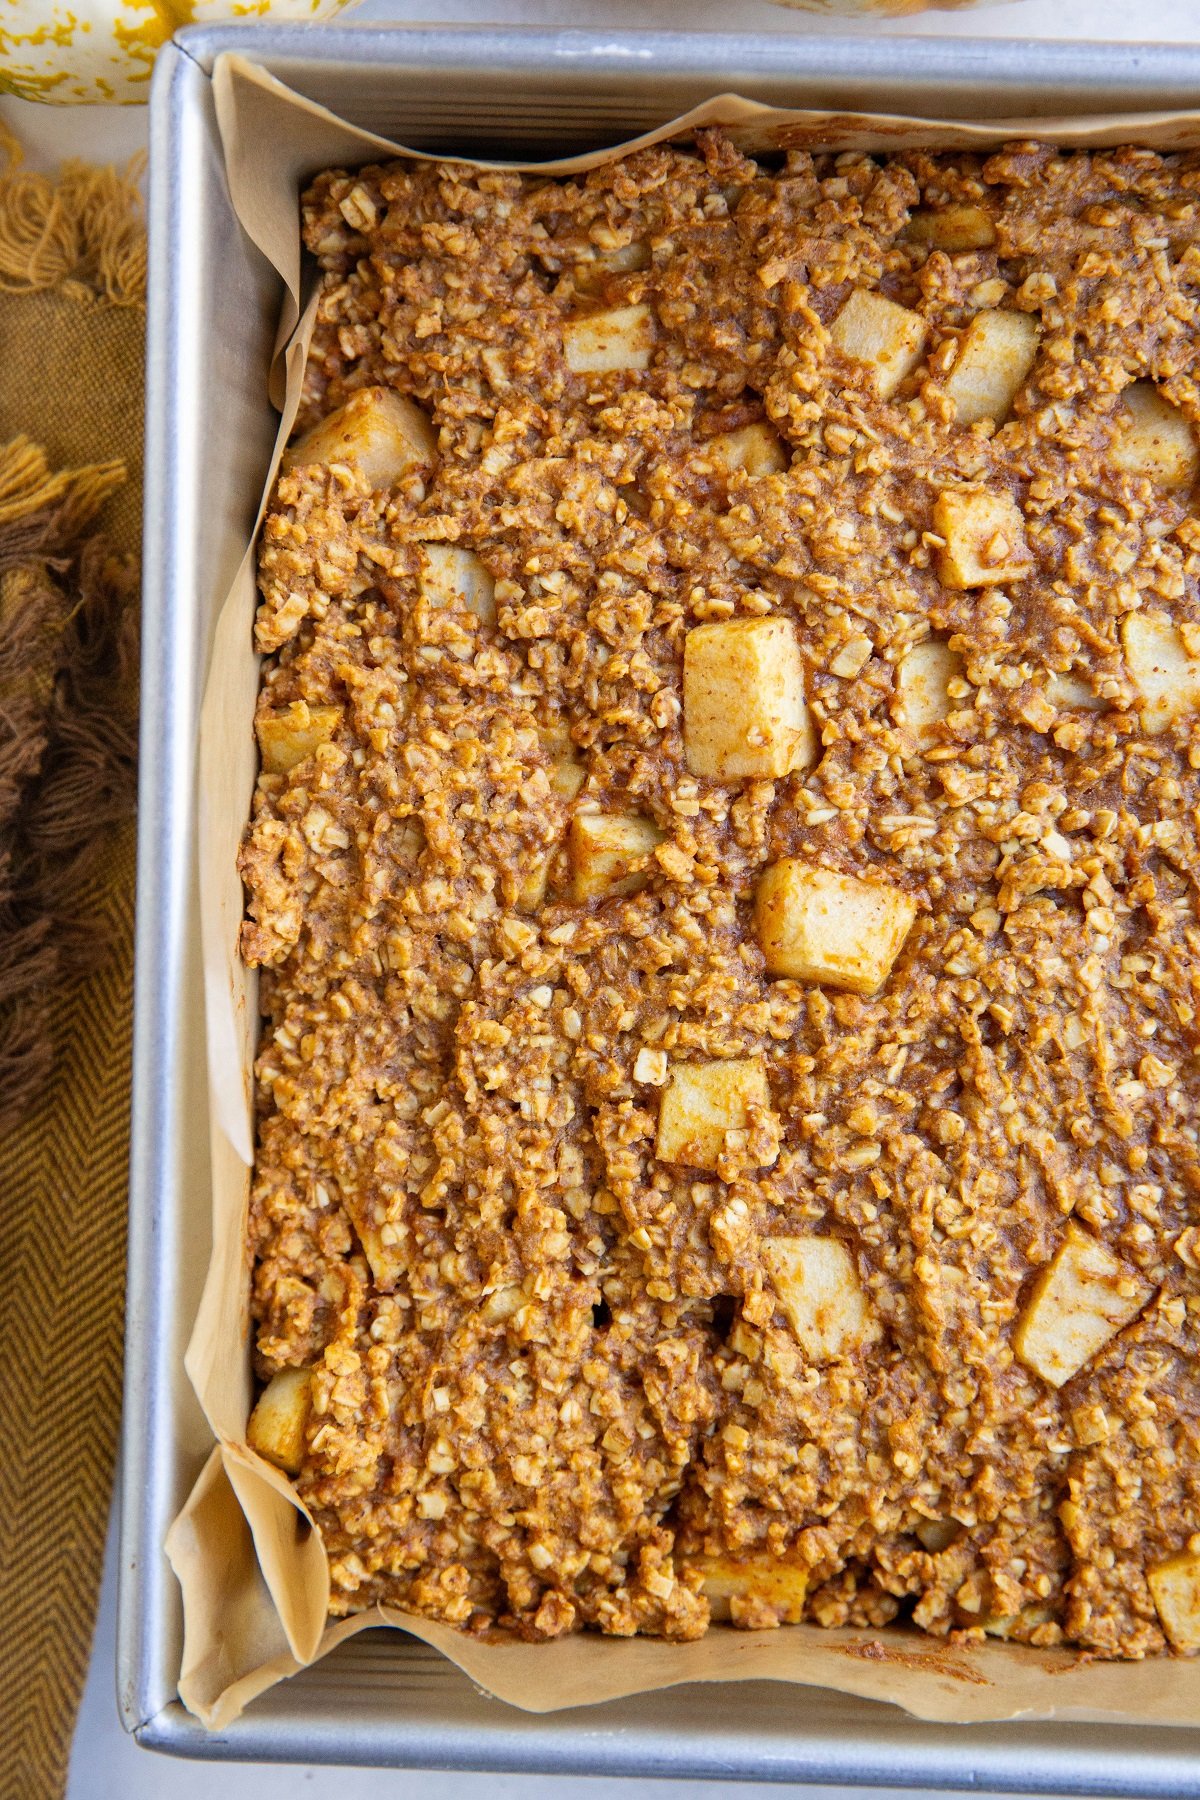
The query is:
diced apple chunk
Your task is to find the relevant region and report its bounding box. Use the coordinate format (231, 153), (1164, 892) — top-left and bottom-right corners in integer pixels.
(1112, 383), (1200, 490)
(982, 1605), (1054, 1641)
(417, 545), (496, 626)
(573, 242), (650, 294)
(1014, 1221), (1153, 1388)
(933, 487), (1032, 589)
(829, 634), (872, 680)
(569, 811), (664, 902)
(358, 1221), (405, 1291)
(908, 204), (997, 252)
(754, 860), (916, 996)
(683, 617), (816, 780)
(540, 727), (587, 800)
(284, 386), (436, 488)
(481, 1283), (526, 1324)
(563, 303), (654, 374)
(915, 1517), (962, 1554)
(247, 1367), (312, 1475)
(700, 1552), (809, 1624)
(256, 701), (341, 775)
(763, 1235), (877, 1363)
(656, 1056), (777, 1172)
(946, 310), (1039, 426)
(703, 423), (788, 477)
(1123, 613), (1200, 734)
(550, 760), (586, 801)
(1045, 672), (1104, 713)
(517, 855), (551, 913)
(830, 289), (929, 400)
(894, 639), (963, 746)
(1148, 1547), (1200, 1651)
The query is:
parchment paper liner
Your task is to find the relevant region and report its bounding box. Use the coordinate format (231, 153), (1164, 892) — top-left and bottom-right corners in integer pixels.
(168, 50), (1200, 1730)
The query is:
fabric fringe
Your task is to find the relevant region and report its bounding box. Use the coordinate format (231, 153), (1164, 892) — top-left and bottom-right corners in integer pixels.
(0, 449), (137, 1131)
(0, 435), (125, 537)
(0, 125), (146, 308)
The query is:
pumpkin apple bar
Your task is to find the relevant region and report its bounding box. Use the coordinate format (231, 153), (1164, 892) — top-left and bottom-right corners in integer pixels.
(240, 135), (1200, 1657)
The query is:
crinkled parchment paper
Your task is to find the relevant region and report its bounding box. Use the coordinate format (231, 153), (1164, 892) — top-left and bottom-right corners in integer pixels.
(168, 51), (1200, 1729)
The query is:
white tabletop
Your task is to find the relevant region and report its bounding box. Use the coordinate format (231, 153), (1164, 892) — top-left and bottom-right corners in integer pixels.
(5, 0), (1192, 1791)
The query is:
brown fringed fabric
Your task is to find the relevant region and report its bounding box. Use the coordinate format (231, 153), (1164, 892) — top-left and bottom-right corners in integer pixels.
(0, 127), (145, 1800)
(0, 123), (143, 1138)
(0, 470), (137, 1126)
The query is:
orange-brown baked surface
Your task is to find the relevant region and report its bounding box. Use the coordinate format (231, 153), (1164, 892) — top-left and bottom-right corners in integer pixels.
(241, 134), (1200, 1657)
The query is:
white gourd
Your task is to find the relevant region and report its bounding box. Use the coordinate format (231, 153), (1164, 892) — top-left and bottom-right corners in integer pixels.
(0, 0), (358, 105)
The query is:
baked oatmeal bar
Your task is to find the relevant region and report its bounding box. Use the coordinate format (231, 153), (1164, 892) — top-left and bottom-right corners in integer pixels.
(240, 134), (1200, 1657)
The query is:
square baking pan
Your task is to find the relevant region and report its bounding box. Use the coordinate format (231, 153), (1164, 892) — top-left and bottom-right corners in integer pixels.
(124, 23), (1200, 1787)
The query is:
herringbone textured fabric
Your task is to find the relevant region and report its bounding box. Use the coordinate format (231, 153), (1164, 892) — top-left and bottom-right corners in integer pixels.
(0, 152), (144, 1800)
(0, 829), (135, 1800)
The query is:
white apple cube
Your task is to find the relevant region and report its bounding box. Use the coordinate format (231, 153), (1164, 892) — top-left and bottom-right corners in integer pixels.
(1148, 1548), (1200, 1651)
(550, 760), (586, 801)
(358, 1221), (405, 1292)
(830, 289), (929, 400)
(1045, 672), (1104, 713)
(284, 386), (436, 487)
(656, 1056), (777, 1171)
(700, 1553), (809, 1623)
(247, 1366), (312, 1475)
(569, 811), (664, 902)
(1014, 1221), (1153, 1388)
(703, 423), (788, 477)
(540, 728), (587, 800)
(908, 204), (997, 252)
(894, 639), (963, 746)
(763, 1235), (878, 1362)
(417, 544), (497, 627)
(1112, 383), (1200, 489)
(945, 310), (1039, 426)
(754, 860), (917, 996)
(983, 1605), (1055, 1641)
(481, 1283), (526, 1324)
(933, 487), (1032, 589)
(683, 617), (816, 780)
(517, 855), (551, 913)
(914, 1518), (962, 1553)
(573, 242), (650, 294)
(256, 702), (341, 775)
(1123, 613), (1200, 734)
(563, 303), (654, 374)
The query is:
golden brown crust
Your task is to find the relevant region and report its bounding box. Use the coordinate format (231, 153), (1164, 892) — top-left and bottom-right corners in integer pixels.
(242, 134), (1200, 1653)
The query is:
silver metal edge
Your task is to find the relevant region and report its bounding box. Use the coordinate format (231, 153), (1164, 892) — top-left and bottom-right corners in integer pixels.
(124, 25), (1200, 1786)
(118, 38), (208, 1737)
(129, 1688), (1200, 1794)
(171, 24), (1200, 111)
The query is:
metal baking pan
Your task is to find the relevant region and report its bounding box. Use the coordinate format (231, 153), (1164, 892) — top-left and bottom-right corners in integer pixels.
(124, 24), (1200, 1788)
